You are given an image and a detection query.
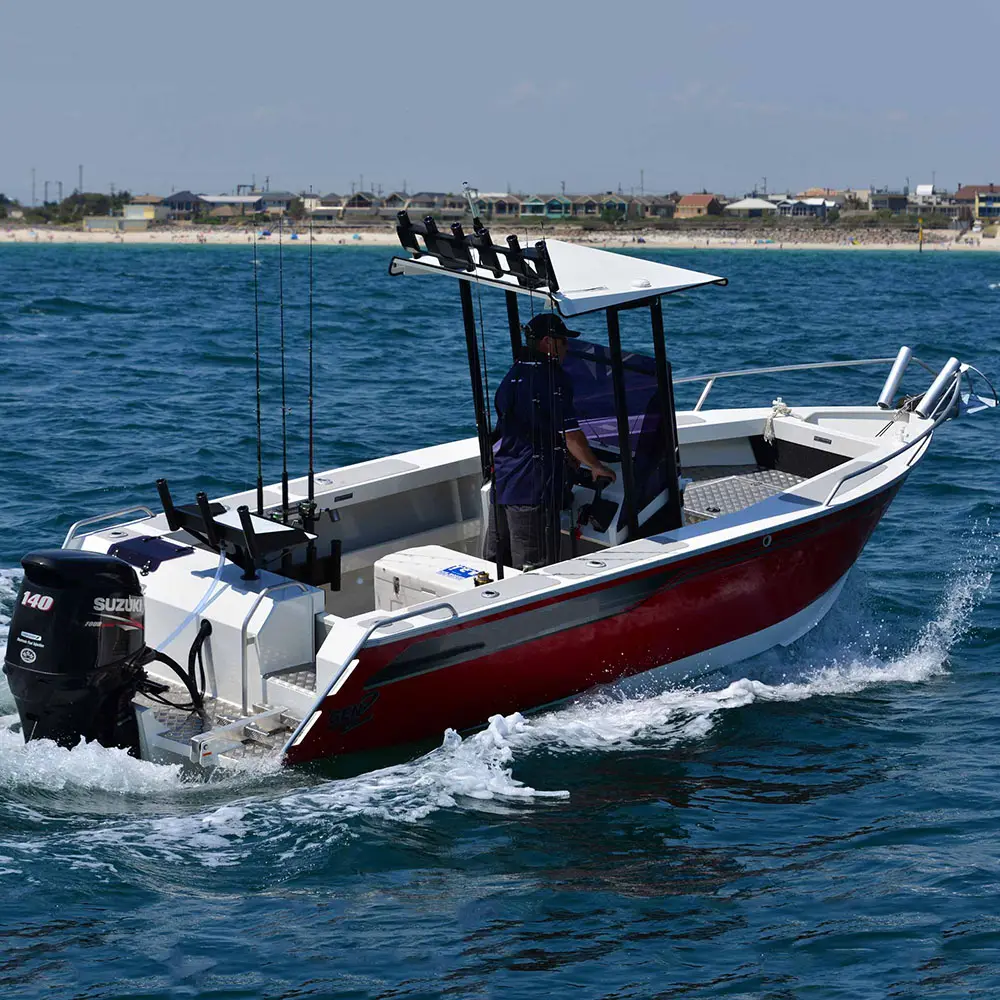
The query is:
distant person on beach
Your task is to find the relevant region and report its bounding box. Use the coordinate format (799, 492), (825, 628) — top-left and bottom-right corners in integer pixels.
(486, 313), (615, 571)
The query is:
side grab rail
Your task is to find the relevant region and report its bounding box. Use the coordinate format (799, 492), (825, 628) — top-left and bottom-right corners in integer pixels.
(281, 601), (461, 753)
(62, 506), (156, 549)
(822, 373), (962, 506)
(677, 357), (900, 411)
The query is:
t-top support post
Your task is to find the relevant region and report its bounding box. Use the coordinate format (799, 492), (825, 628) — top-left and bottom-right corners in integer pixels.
(505, 291), (522, 360)
(458, 280), (493, 482)
(606, 307), (639, 540)
(650, 296), (683, 530)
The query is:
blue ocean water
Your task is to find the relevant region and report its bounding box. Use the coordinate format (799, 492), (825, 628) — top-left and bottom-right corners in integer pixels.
(0, 242), (997, 999)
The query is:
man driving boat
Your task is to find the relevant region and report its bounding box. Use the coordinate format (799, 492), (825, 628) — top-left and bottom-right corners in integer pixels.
(486, 313), (616, 570)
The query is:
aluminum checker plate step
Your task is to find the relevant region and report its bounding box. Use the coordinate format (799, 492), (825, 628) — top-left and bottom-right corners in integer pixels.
(684, 468), (805, 520)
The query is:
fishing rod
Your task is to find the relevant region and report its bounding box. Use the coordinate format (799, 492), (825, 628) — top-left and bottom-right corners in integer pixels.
(253, 231), (264, 516)
(307, 215), (315, 527)
(278, 215), (289, 524)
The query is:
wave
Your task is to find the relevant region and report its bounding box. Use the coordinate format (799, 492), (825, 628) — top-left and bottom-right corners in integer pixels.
(19, 297), (135, 316)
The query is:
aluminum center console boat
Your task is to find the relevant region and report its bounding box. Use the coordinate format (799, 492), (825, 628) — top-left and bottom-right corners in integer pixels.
(4, 216), (995, 771)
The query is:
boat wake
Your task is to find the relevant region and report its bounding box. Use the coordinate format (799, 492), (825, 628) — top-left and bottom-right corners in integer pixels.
(0, 522), (993, 869)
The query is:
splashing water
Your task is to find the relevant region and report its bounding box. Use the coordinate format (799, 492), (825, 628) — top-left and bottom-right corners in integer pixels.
(0, 569), (21, 712)
(496, 519), (996, 754)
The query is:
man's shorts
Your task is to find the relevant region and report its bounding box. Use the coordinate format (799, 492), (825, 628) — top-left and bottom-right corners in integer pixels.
(483, 503), (549, 571)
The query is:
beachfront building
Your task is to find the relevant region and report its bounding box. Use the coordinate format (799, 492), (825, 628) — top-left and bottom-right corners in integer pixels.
(382, 192), (409, 211)
(841, 188), (871, 210)
(954, 184), (1000, 221)
(84, 214), (150, 232)
(403, 192), (441, 213)
(909, 184), (955, 219)
(635, 195), (676, 219)
(161, 190), (206, 219)
(675, 194), (722, 218)
(520, 195), (573, 219)
(954, 184), (992, 219)
(572, 195), (601, 217)
(124, 204), (169, 222)
(258, 191), (296, 214)
(724, 197), (778, 219)
(200, 194), (264, 217)
(472, 193), (520, 219)
(975, 186), (1000, 221)
(342, 191), (381, 216)
(124, 195), (169, 222)
(403, 192), (467, 219)
(309, 194), (344, 222)
(599, 195), (630, 220)
(797, 187), (843, 202)
(777, 198), (835, 219)
(869, 190), (908, 214)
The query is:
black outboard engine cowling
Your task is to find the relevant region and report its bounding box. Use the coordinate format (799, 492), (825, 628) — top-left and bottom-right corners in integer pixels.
(3, 549), (146, 754)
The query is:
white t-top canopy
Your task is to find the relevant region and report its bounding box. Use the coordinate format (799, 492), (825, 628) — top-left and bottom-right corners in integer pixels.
(389, 238), (726, 317)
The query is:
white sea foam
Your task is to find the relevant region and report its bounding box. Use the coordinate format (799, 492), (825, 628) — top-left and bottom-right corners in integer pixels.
(506, 526), (994, 753)
(0, 569), (21, 710)
(281, 713), (568, 826)
(0, 724), (186, 794)
(0, 713), (566, 872)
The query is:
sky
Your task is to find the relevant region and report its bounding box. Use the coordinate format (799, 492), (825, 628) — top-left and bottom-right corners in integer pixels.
(3, 0), (999, 205)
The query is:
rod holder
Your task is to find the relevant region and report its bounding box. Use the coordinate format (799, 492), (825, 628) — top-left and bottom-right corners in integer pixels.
(236, 505), (261, 580)
(916, 356), (961, 418)
(877, 346), (913, 409)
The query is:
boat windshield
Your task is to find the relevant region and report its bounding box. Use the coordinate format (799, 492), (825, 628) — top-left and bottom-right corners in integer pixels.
(563, 339), (667, 514)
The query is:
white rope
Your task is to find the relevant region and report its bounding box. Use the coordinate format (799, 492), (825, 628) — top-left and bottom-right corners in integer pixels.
(763, 396), (793, 444)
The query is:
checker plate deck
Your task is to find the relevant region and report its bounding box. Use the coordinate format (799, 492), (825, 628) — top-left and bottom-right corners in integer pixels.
(684, 467), (805, 522)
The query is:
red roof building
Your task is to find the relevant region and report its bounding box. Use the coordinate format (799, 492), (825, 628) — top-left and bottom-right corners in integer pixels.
(675, 194), (723, 218)
(954, 183), (996, 203)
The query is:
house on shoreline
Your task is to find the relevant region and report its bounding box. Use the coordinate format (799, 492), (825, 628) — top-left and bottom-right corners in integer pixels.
(675, 194), (722, 218)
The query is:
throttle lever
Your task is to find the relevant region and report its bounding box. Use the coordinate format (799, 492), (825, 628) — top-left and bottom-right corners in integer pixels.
(577, 474), (617, 534)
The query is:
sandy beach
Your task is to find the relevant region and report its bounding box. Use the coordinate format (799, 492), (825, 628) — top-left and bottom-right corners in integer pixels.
(3, 223), (998, 252)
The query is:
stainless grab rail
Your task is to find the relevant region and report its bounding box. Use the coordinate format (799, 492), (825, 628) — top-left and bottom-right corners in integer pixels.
(281, 600), (461, 753)
(822, 374), (962, 506)
(240, 581), (312, 715)
(62, 506), (156, 549)
(678, 357), (900, 411)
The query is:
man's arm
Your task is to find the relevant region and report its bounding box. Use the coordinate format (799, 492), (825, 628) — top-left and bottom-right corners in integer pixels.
(565, 429), (617, 482)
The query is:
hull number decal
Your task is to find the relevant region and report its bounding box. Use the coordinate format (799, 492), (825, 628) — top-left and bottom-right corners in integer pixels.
(326, 691), (379, 734)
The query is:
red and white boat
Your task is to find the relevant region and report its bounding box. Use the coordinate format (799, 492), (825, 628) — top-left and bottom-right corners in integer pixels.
(4, 215), (995, 771)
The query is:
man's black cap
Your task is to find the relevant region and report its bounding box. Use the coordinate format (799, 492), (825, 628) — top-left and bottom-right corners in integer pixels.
(523, 313), (581, 340)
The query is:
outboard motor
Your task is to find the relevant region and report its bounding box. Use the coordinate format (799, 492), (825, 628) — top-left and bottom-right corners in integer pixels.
(3, 550), (146, 754)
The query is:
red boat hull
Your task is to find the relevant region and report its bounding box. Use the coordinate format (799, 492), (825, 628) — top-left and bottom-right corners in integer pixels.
(285, 484), (899, 765)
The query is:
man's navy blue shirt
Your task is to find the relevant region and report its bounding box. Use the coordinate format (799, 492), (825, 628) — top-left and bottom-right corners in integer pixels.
(493, 353), (579, 506)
